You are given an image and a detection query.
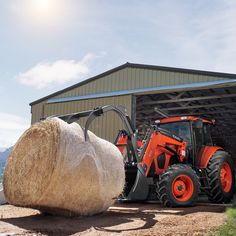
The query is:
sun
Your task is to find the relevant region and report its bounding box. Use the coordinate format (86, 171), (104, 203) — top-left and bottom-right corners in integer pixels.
(12, 0), (69, 29)
(30, 0), (54, 14)
(24, 0), (65, 25)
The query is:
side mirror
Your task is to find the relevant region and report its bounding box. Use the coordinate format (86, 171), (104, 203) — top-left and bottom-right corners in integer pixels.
(193, 120), (203, 129)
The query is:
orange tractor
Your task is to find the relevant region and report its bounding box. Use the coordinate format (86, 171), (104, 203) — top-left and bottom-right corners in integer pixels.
(57, 105), (235, 207)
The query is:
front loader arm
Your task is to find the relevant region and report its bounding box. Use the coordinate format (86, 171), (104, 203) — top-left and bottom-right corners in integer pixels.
(83, 105), (135, 141)
(48, 105), (135, 138)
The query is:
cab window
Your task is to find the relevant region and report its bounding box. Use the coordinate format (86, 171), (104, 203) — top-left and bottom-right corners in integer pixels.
(159, 121), (192, 145)
(203, 124), (213, 146)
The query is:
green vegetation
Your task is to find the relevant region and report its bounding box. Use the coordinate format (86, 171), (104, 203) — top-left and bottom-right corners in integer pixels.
(212, 207), (236, 236)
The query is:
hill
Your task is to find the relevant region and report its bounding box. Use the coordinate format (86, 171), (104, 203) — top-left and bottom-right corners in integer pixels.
(0, 147), (12, 162)
(0, 147), (12, 182)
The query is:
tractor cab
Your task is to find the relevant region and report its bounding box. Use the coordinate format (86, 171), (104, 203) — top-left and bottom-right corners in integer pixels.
(156, 116), (214, 166)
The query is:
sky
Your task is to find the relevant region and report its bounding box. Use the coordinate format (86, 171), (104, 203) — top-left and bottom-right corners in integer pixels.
(0, 0), (236, 149)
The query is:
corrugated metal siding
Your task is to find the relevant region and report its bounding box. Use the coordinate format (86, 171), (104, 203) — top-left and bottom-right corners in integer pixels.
(33, 95), (132, 142)
(51, 68), (228, 99)
(31, 102), (46, 124)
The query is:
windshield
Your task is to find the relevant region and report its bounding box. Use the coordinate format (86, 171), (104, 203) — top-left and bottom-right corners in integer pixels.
(159, 121), (192, 145)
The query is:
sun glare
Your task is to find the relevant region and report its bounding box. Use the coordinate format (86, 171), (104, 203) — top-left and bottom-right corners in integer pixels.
(12, 0), (67, 27)
(31, 0), (52, 11)
(29, 0), (56, 19)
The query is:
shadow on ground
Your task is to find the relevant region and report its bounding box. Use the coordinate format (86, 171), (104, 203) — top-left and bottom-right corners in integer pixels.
(1, 198), (228, 236)
(1, 209), (156, 235)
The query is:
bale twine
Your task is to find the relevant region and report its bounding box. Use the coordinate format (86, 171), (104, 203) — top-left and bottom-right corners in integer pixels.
(3, 118), (125, 216)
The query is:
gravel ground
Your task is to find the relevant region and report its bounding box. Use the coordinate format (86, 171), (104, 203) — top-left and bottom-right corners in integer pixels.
(0, 200), (228, 236)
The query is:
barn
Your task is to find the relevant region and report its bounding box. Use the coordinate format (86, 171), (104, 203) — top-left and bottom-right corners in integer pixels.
(30, 62), (236, 163)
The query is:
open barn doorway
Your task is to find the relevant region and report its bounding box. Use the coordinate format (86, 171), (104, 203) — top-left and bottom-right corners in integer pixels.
(135, 85), (236, 166)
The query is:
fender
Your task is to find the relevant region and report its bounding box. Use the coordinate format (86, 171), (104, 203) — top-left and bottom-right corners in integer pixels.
(196, 146), (223, 168)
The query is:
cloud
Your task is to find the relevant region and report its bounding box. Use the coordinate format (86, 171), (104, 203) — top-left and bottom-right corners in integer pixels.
(16, 53), (96, 89)
(0, 113), (29, 149)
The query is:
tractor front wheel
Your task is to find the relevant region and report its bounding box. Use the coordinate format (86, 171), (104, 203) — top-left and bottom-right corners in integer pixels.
(206, 151), (235, 203)
(157, 164), (200, 207)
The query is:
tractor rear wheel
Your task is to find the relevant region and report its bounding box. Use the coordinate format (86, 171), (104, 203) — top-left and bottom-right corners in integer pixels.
(206, 151), (235, 203)
(157, 164), (200, 207)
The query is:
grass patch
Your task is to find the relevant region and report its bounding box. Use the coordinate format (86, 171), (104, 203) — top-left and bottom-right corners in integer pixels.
(212, 207), (236, 236)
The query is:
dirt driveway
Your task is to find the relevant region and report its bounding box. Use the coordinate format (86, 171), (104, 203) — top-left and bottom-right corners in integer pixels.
(0, 200), (228, 236)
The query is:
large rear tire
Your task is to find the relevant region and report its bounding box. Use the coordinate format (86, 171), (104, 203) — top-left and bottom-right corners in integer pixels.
(157, 164), (200, 207)
(206, 151), (235, 203)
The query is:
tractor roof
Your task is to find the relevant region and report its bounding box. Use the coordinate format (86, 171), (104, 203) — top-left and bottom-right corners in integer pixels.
(157, 116), (213, 124)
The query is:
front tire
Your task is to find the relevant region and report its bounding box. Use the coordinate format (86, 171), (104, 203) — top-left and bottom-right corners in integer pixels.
(157, 164), (200, 207)
(206, 151), (235, 203)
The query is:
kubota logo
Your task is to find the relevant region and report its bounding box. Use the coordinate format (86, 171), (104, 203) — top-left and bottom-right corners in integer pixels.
(149, 150), (153, 157)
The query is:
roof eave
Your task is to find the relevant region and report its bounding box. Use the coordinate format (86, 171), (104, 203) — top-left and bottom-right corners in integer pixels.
(30, 62), (236, 106)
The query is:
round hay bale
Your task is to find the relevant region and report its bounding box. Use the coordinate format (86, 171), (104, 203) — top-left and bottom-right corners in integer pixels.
(3, 118), (125, 216)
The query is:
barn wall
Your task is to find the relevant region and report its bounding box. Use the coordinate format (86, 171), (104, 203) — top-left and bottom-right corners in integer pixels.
(31, 101), (46, 124)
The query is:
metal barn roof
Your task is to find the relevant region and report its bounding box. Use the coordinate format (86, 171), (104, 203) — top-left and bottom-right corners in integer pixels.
(47, 79), (236, 104)
(30, 62), (236, 105)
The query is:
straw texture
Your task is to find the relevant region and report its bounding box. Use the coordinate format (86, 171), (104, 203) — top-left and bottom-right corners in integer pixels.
(3, 118), (125, 216)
